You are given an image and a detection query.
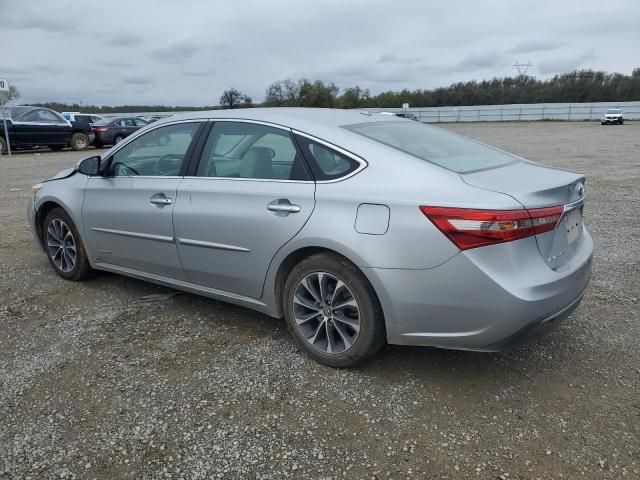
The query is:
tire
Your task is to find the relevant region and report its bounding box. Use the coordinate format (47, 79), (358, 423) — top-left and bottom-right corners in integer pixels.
(619, 119), (624, 125)
(0, 136), (6, 155)
(49, 145), (64, 151)
(113, 134), (124, 145)
(70, 132), (89, 151)
(601, 121), (605, 125)
(283, 253), (385, 368)
(43, 207), (95, 281)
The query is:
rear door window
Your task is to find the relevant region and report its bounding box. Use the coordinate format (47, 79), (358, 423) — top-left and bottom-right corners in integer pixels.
(196, 122), (310, 181)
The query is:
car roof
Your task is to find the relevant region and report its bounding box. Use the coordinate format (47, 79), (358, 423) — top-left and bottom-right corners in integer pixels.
(154, 108), (406, 146)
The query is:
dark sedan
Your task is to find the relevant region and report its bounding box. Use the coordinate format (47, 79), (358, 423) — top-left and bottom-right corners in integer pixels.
(92, 117), (148, 147)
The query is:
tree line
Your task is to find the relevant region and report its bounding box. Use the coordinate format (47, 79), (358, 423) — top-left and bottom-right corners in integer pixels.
(22, 68), (640, 113)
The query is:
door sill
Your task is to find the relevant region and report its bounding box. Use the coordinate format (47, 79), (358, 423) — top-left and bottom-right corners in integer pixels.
(94, 261), (271, 314)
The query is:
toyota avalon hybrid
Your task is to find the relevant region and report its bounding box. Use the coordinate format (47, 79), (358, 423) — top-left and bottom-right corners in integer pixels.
(28, 108), (592, 367)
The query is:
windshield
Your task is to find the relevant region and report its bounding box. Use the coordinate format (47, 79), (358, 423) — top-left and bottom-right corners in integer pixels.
(343, 121), (518, 173)
(606, 109), (622, 114)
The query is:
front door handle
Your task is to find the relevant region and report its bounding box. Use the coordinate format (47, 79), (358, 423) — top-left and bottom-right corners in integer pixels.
(267, 199), (301, 215)
(150, 194), (172, 206)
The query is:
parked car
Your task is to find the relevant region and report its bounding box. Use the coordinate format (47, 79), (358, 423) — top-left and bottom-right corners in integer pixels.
(0, 106), (93, 153)
(601, 108), (624, 125)
(27, 108), (592, 367)
(378, 111), (418, 121)
(92, 117), (148, 147)
(62, 112), (104, 124)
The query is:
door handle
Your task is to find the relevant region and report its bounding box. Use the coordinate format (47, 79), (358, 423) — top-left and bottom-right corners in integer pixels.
(267, 199), (301, 215)
(150, 194), (172, 206)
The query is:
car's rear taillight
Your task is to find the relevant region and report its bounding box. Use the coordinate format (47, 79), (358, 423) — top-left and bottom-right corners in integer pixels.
(419, 205), (563, 250)
(94, 127), (108, 132)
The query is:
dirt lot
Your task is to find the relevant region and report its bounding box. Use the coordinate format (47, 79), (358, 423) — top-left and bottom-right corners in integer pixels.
(1, 122), (639, 479)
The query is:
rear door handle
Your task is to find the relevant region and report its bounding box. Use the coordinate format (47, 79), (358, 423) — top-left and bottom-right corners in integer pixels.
(267, 199), (301, 215)
(150, 194), (172, 206)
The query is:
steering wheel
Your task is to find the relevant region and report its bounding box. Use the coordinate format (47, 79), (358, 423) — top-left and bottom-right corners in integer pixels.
(111, 162), (140, 176)
(154, 154), (182, 176)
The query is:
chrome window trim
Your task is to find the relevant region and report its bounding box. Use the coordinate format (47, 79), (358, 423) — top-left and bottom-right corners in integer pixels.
(182, 176), (313, 184)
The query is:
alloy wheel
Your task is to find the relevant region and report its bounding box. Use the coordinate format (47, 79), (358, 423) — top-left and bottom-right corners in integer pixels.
(46, 219), (76, 272)
(292, 272), (361, 354)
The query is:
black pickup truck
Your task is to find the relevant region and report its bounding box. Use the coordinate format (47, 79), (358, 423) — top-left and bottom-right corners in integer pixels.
(0, 106), (94, 153)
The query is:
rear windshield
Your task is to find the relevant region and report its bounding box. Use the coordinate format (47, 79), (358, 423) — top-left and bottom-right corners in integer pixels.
(343, 121), (518, 173)
(93, 118), (112, 126)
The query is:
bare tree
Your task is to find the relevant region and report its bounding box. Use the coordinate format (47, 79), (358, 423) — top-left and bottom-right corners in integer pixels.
(219, 88), (246, 109)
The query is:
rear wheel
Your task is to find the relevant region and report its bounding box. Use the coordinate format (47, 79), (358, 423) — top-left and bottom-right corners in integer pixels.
(70, 132), (89, 151)
(43, 208), (94, 281)
(0, 136), (6, 155)
(113, 134), (124, 144)
(283, 253), (385, 367)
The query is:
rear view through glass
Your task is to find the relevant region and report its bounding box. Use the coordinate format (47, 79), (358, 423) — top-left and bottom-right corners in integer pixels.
(343, 121), (518, 173)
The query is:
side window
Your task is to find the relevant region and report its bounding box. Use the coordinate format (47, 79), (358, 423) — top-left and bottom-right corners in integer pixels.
(38, 110), (65, 123)
(196, 122), (310, 181)
(114, 120), (123, 127)
(133, 118), (148, 127)
(108, 122), (200, 177)
(295, 135), (360, 180)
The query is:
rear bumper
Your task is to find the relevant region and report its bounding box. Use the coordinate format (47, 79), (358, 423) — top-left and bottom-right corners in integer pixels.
(364, 227), (593, 350)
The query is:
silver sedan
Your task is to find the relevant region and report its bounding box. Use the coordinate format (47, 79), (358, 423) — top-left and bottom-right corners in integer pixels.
(28, 109), (593, 367)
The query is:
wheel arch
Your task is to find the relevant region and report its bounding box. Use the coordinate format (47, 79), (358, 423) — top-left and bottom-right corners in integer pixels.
(269, 246), (386, 334)
(35, 200), (74, 247)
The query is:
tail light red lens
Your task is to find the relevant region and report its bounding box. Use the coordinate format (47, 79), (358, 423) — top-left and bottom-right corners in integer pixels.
(419, 205), (564, 250)
(94, 127), (108, 132)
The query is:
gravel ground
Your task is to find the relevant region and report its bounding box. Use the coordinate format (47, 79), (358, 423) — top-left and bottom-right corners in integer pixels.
(1, 122), (638, 479)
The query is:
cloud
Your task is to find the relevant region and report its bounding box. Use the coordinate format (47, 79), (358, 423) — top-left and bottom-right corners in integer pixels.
(149, 38), (200, 64)
(377, 54), (420, 65)
(507, 39), (564, 54)
(454, 51), (503, 72)
(184, 70), (216, 77)
(122, 75), (153, 85)
(537, 51), (597, 75)
(105, 32), (143, 46)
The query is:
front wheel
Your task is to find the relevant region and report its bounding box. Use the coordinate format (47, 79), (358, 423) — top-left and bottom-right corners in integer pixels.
(43, 208), (94, 281)
(70, 132), (89, 151)
(283, 253), (386, 367)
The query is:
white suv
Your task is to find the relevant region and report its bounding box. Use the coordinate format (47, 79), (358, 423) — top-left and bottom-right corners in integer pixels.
(601, 108), (624, 125)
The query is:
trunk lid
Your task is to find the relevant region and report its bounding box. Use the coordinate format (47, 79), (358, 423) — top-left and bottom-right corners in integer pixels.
(461, 161), (585, 270)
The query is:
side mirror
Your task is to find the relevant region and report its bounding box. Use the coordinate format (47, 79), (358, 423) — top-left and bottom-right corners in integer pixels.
(78, 155), (101, 176)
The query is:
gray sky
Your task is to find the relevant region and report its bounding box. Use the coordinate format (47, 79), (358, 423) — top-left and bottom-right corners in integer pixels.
(1, 0), (638, 106)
